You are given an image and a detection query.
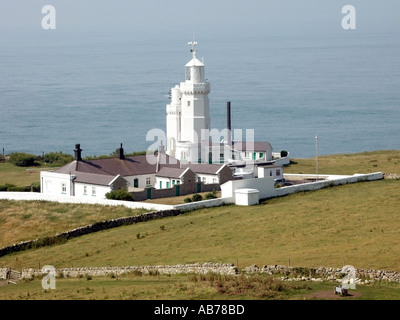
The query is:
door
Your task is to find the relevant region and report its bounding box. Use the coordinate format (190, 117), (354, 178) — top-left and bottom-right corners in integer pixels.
(134, 178), (139, 188)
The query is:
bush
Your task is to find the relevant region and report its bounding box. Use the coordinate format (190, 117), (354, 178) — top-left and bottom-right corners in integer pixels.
(184, 197), (192, 203)
(0, 183), (16, 191)
(7, 186), (31, 192)
(191, 193), (203, 202)
(9, 152), (38, 167)
(105, 188), (134, 201)
(44, 152), (74, 165)
(30, 181), (41, 192)
(280, 150), (288, 158)
(205, 190), (217, 200)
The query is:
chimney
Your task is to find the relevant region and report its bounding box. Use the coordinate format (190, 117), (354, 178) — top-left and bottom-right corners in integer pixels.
(74, 144), (82, 161)
(117, 143), (125, 160)
(156, 141), (166, 173)
(227, 101), (232, 146)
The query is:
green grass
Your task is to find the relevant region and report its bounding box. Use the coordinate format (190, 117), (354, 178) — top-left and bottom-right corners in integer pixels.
(1, 150), (400, 300)
(1, 179), (399, 273)
(0, 200), (149, 248)
(0, 162), (43, 187)
(1, 273), (399, 300)
(285, 150), (400, 175)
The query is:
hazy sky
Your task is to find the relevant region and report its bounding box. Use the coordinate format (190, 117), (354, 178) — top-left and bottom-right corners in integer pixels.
(1, 0), (399, 35)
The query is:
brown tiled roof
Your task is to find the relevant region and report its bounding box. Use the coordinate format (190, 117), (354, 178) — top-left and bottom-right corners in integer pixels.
(73, 172), (121, 186)
(232, 141), (271, 152)
(180, 163), (225, 175)
(55, 155), (180, 177)
(155, 167), (189, 179)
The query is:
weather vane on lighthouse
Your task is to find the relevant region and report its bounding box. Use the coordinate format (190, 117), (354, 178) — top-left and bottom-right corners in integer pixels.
(188, 40), (198, 59)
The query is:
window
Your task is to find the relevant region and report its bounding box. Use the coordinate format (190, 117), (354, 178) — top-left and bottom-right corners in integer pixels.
(202, 177), (206, 183)
(166, 181), (170, 188)
(245, 152), (250, 158)
(259, 152), (264, 158)
(61, 183), (66, 194)
(270, 171), (272, 177)
(146, 177), (151, 186)
(213, 178), (217, 183)
(276, 169), (281, 176)
(92, 187), (96, 197)
(83, 186), (87, 195)
(176, 180), (180, 185)
(187, 101), (191, 107)
(159, 181), (162, 189)
(172, 180), (176, 185)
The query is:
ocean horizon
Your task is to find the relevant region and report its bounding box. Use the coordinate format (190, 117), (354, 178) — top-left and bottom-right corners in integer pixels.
(1, 27), (399, 159)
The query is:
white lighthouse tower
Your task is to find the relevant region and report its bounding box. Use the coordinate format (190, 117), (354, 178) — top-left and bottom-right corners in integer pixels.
(166, 41), (211, 163)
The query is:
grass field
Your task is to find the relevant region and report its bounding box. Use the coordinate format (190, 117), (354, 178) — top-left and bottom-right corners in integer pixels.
(1, 179), (399, 273)
(1, 272), (400, 300)
(0, 201), (149, 248)
(285, 150), (400, 175)
(0, 150), (399, 300)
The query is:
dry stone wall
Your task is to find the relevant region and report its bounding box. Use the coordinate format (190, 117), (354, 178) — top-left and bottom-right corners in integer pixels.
(384, 173), (400, 180)
(243, 264), (400, 284)
(20, 263), (238, 279)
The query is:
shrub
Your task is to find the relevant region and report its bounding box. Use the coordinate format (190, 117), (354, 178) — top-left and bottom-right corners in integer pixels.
(7, 186), (31, 192)
(205, 190), (217, 200)
(30, 181), (41, 192)
(191, 194), (203, 202)
(280, 150), (288, 158)
(9, 152), (38, 167)
(105, 188), (134, 201)
(44, 152), (74, 166)
(0, 183), (16, 191)
(184, 197), (192, 203)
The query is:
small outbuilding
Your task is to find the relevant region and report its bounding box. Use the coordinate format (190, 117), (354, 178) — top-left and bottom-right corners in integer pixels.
(234, 188), (260, 206)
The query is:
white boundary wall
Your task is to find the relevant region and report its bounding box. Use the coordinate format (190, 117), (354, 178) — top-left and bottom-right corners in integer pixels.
(275, 172), (384, 198)
(0, 192), (173, 211)
(0, 172), (384, 211)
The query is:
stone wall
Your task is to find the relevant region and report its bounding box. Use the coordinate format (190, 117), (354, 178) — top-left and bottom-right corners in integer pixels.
(384, 173), (400, 180)
(0, 209), (181, 258)
(3, 263), (398, 284)
(243, 264), (400, 284)
(20, 263), (238, 279)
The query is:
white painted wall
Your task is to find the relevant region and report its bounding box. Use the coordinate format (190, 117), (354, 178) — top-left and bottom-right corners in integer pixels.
(258, 166), (283, 180)
(235, 189), (260, 206)
(221, 177), (275, 201)
(0, 192), (173, 211)
(197, 173), (218, 184)
(125, 174), (156, 189)
(74, 183), (111, 199)
(41, 171), (74, 196)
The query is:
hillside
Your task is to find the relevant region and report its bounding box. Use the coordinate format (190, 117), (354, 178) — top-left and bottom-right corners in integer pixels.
(0, 150), (399, 273)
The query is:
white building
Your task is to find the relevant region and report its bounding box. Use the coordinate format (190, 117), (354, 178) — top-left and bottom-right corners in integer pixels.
(166, 41), (210, 163)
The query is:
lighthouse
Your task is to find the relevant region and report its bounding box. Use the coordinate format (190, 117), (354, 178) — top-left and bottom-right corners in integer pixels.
(166, 41), (211, 163)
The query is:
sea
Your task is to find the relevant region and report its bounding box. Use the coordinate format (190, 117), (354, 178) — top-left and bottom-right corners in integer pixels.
(1, 27), (399, 159)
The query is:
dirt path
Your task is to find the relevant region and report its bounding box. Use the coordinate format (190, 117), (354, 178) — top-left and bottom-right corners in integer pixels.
(309, 290), (362, 300)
